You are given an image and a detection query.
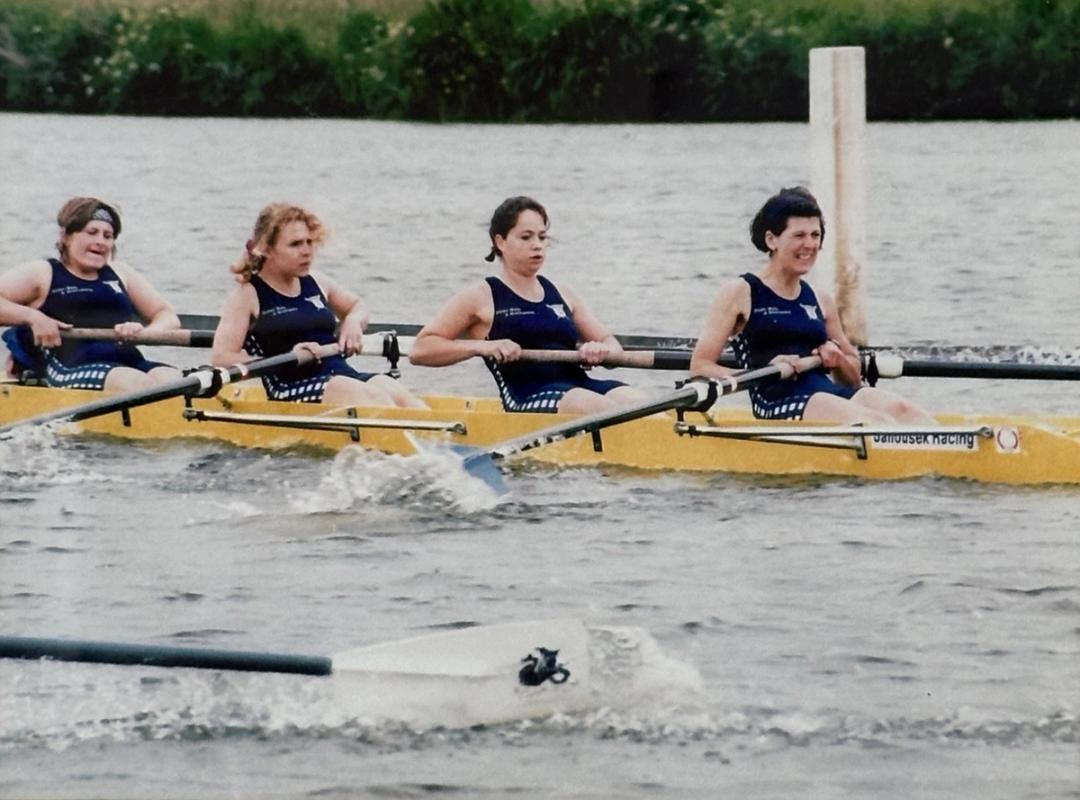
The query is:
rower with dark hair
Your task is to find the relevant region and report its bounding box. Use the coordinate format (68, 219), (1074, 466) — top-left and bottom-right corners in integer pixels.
(0, 196), (181, 391)
(410, 196), (644, 413)
(689, 186), (933, 423)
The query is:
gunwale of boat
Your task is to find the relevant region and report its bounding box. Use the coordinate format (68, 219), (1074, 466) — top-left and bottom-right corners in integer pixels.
(2, 380), (1078, 486)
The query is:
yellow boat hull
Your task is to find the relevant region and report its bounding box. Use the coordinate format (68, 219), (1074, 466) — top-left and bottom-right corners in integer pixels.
(2, 382), (1078, 486)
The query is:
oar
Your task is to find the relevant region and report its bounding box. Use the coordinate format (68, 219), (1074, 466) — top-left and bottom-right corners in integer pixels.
(60, 328), (412, 353)
(460, 355), (821, 489)
(0, 343), (343, 433)
(515, 348), (738, 370)
(866, 353), (1080, 382)
(0, 619), (588, 727)
(64, 327), (215, 347)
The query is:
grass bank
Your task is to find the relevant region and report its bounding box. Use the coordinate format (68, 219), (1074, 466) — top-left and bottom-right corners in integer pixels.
(1, 0), (1077, 120)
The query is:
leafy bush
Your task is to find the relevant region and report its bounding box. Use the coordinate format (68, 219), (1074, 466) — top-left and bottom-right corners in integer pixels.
(395, 0), (532, 121)
(518, 0), (653, 121)
(334, 9), (399, 117)
(0, 0), (1077, 120)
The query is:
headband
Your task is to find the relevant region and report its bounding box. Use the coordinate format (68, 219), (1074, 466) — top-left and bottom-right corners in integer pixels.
(91, 206), (118, 230)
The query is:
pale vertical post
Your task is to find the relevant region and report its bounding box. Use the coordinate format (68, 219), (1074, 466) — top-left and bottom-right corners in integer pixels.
(809, 46), (868, 345)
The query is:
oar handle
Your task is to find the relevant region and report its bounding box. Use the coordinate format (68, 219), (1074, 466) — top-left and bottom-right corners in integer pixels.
(62, 328), (400, 355)
(65, 327), (213, 347)
(518, 349), (659, 369)
(515, 348), (734, 370)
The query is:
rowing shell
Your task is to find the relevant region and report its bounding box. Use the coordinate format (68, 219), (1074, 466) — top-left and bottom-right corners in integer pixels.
(1, 381), (1078, 486)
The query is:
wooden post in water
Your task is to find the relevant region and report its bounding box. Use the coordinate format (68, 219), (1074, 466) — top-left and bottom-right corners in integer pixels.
(809, 46), (868, 345)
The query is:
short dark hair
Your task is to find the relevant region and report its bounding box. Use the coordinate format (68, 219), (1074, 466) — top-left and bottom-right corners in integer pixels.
(750, 186), (825, 253)
(485, 196), (549, 262)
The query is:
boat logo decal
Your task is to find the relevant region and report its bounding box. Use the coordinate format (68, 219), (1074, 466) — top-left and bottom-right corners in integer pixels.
(519, 646), (570, 686)
(994, 426), (1021, 454)
(304, 295), (326, 310)
(801, 303), (819, 320)
(871, 432), (980, 451)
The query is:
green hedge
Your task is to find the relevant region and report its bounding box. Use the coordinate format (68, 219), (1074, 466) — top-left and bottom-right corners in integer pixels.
(1, 0), (1077, 120)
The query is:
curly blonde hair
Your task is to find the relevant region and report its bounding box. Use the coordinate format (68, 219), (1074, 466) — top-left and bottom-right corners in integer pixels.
(231, 204), (327, 283)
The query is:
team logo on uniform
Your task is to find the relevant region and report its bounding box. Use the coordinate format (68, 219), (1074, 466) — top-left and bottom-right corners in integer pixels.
(547, 303), (567, 319)
(801, 304), (819, 320)
(304, 295), (326, 310)
(104, 280), (123, 294)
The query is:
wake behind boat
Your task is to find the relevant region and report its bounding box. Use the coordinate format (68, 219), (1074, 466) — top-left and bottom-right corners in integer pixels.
(1, 375), (1077, 486)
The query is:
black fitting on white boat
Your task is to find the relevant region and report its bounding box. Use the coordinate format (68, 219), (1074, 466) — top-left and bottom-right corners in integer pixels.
(519, 647), (570, 686)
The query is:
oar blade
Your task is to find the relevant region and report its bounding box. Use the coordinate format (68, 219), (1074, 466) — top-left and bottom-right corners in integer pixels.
(328, 619), (591, 728)
(456, 446), (509, 494)
(332, 618), (587, 677)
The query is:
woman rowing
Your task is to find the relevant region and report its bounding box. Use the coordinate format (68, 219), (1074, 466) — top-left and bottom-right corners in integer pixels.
(0, 197), (181, 391)
(409, 196), (644, 413)
(690, 186), (933, 423)
(211, 203), (425, 408)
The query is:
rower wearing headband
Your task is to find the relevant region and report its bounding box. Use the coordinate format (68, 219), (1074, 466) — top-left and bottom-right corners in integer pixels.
(410, 196), (644, 414)
(0, 196), (181, 392)
(689, 186), (933, 423)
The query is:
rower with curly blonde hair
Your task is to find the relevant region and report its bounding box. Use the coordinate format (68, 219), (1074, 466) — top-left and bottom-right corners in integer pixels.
(212, 203), (424, 407)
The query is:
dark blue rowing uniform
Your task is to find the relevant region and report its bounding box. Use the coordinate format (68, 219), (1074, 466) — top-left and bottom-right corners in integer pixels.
(729, 272), (859, 419)
(484, 276), (624, 413)
(245, 274), (373, 402)
(1, 258), (166, 390)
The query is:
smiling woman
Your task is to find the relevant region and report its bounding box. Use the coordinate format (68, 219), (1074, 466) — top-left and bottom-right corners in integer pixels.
(210, 202), (425, 407)
(689, 186), (934, 424)
(0, 196), (182, 392)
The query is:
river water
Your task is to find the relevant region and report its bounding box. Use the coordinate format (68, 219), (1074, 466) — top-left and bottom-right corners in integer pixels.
(0, 114), (1077, 798)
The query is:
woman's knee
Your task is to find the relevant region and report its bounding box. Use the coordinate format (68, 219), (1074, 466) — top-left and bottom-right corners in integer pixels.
(324, 376), (394, 406)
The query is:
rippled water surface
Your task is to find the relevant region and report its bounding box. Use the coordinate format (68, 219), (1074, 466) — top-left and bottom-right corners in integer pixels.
(0, 114), (1077, 799)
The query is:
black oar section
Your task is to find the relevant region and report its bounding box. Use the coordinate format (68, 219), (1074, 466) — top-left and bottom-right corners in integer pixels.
(865, 353), (1080, 382)
(0, 343), (341, 433)
(0, 635), (331, 675)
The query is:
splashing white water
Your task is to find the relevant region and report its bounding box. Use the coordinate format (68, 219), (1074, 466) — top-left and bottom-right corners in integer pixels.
(290, 444), (504, 515)
(0, 424), (114, 489)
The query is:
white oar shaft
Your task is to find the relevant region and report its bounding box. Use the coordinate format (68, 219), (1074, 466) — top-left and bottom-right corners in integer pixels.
(714, 355), (823, 394)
